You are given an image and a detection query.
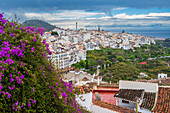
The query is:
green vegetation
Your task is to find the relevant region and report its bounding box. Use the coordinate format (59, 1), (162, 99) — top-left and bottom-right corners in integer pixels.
(23, 19), (57, 32)
(51, 31), (59, 36)
(0, 14), (89, 112)
(74, 41), (170, 83)
(162, 38), (170, 47)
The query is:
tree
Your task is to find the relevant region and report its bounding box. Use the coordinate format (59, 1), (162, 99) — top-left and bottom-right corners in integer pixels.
(105, 60), (111, 67)
(116, 56), (124, 62)
(97, 59), (105, 65)
(129, 55), (135, 60)
(51, 31), (58, 36)
(86, 60), (89, 69)
(79, 60), (86, 68)
(142, 54), (149, 59)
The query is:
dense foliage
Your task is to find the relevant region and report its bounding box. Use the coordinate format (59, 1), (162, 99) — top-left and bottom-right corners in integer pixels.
(23, 19), (57, 32)
(73, 40), (170, 83)
(0, 13), (89, 113)
(161, 38), (170, 47)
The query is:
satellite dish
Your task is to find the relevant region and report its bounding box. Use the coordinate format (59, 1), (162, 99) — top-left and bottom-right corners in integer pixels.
(95, 92), (101, 101)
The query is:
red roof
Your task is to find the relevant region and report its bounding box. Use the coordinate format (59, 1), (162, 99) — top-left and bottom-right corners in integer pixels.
(139, 62), (147, 64)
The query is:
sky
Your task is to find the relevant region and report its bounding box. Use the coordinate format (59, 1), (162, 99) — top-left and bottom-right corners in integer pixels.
(1, 0), (170, 31)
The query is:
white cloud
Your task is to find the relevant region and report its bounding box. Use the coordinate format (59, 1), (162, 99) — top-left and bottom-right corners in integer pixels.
(113, 13), (170, 19)
(112, 7), (128, 10)
(21, 11), (170, 29)
(24, 10), (105, 21)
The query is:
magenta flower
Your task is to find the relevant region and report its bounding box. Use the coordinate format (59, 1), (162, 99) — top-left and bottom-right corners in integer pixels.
(56, 83), (58, 86)
(20, 75), (24, 79)
(42, 40), (46, 45)
(16, 76), (20, 80)
(17, 79), (21, 84)
(0, 86), (3, 90)
(7, 93), (11, 98)
(49, 51), (52, 55)
(10, 33), (15, 37)
(33, 38), (37, 42)
(28, 102), (31, 107)
(20, 62), (24, 66)
(43, 53), (46, 57)
(0, 29), (5, 34)
(10, 23), (14, 26)
(31, 47), (34, 52)
(64, 99), (67, 105)
(62, 92), (67, 98)
(31, 87), (35, 92)
(10, 74), (12, 77)
(32, 99), (36, 104)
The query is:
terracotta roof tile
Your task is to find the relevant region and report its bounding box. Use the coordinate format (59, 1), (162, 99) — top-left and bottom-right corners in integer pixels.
(140, 92), (156, 111)
(82, 77), (90, 81)
(114, 89), (144, 102)
(92, 99), (137, 113)
(75, 85), (93, 94)
(152, 87), (170, 113)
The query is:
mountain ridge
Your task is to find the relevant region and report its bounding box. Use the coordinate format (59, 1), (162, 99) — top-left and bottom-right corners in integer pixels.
(23, 19), (57, 31)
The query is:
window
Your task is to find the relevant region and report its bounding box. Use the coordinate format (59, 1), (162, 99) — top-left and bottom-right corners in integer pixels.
(122, 100), (129, 104)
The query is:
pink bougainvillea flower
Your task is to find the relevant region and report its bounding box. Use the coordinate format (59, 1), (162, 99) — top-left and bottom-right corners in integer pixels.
(0, 29), (5, 34)
(31, 47), (34, 52)
(33, 38), (37, 42)
(32, 99), (36, 104)
(10, 23), (14, 26)
(10, 78), (14, 82)
(20, 75), (24, 79)
(10, 74), (12, 77)
(31, 87), (34, 92)
(56, 83), (58, 86)
(28, 102), (31, 107)
(0, 86), (3, 90)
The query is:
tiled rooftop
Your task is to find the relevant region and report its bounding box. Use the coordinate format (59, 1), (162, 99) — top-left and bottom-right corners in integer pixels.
(114, 89), (144, 102)
(92, 99), (137, 113)
(75, 85), (93, 94)
(152, 87), (170, 113)
(140, 92), (156, 111)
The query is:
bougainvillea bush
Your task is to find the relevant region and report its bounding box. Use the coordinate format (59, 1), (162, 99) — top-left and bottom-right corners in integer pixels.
(0, 13), (89, 113)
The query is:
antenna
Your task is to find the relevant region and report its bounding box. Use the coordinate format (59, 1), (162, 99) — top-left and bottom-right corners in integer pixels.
(76, 22), (78, 31)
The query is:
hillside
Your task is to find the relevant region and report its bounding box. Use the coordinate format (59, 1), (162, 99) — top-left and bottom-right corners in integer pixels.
(23, 19), (57, 31)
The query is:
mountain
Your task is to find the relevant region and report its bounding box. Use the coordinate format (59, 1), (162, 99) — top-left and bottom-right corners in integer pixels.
(23, 19), (57, 31)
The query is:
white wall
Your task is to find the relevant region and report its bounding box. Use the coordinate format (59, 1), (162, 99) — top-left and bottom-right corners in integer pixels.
(139, 108), (151, 113)
(91, 105), (118, 113)
(119, 99), (136, 110)
(76, 92), (92, 111)
(158, 74), (167, 80)
(119, 80), (158, 92)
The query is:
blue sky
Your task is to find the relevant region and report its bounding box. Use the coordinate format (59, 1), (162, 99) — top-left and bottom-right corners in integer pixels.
(1, 0), (170, 30)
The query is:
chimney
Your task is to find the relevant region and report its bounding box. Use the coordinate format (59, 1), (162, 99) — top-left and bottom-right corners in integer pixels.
(97, 76), (100, 85)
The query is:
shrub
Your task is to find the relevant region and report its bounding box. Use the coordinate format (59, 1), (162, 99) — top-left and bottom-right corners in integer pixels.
(0, 13), (89, 113)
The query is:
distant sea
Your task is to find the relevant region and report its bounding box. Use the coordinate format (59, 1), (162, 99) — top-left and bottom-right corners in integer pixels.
(107, 29), (170, 38)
